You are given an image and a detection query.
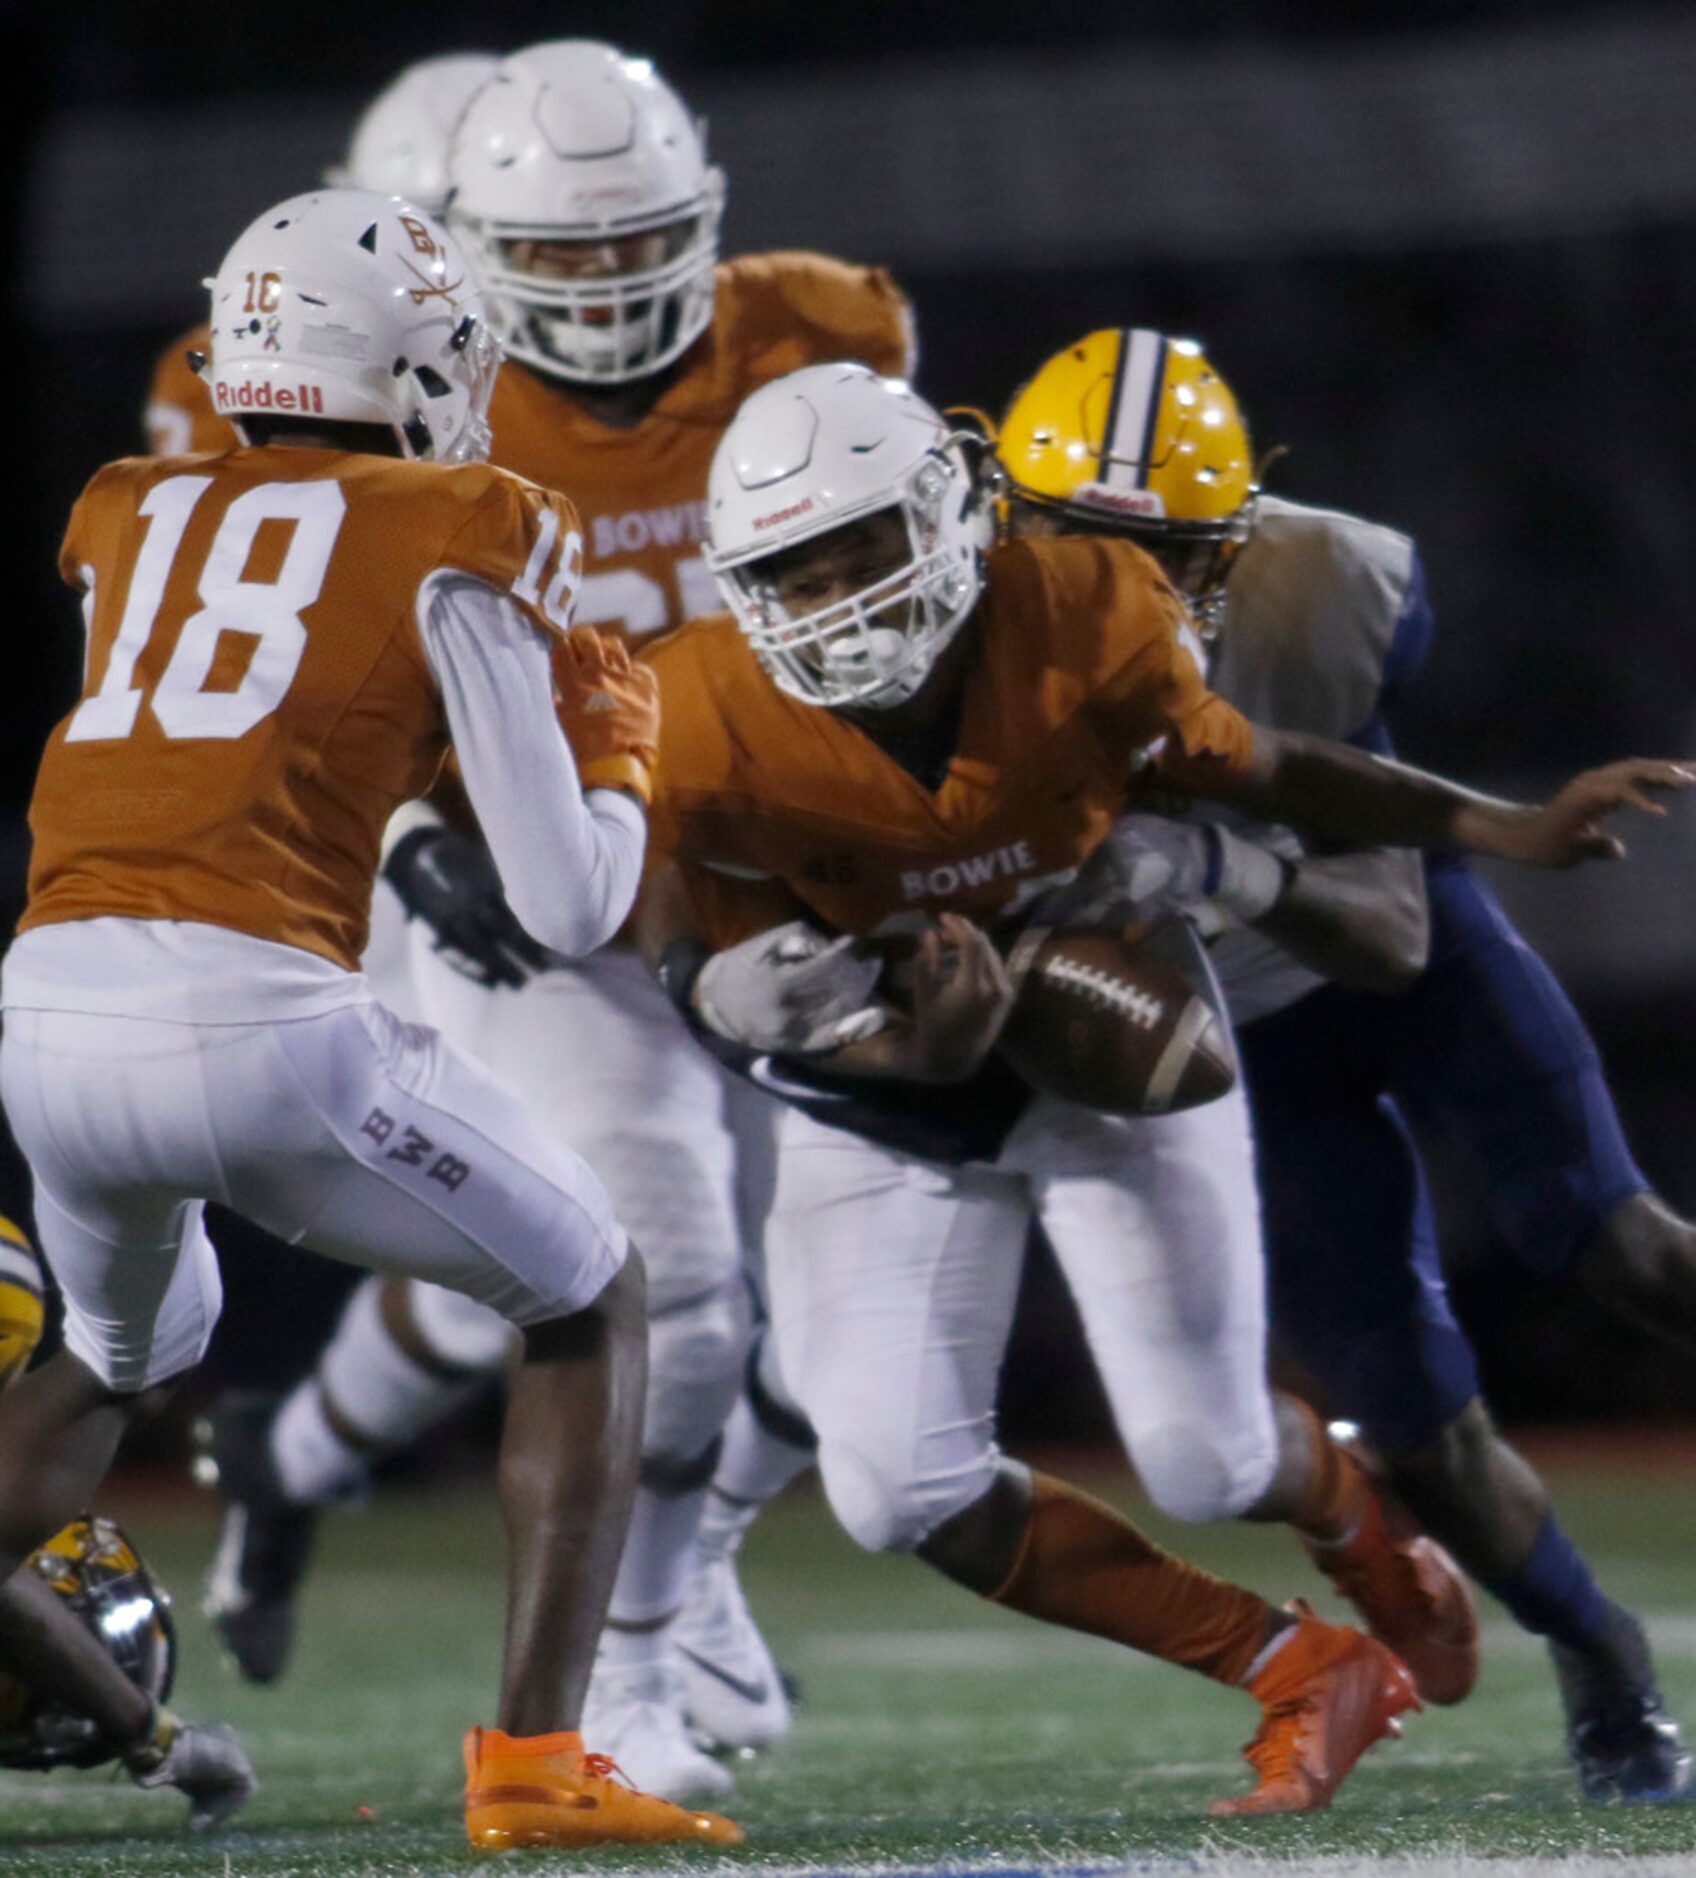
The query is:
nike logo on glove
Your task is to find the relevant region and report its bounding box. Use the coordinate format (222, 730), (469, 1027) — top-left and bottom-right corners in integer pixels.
(746, 1057), (851, 1104)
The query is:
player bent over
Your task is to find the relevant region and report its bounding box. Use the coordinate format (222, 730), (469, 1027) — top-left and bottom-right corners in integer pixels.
(0, 189), (736, 1850)
(0, 1222), (254, 1829)
(635, 363), (1688, 1815)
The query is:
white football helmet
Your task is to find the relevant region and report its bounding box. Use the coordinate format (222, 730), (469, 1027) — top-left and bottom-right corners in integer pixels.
(330, 53), (500, 211)
(206, 188), (499, 463)
(447, 39), (724, 385)
(706, 364), (995, 710)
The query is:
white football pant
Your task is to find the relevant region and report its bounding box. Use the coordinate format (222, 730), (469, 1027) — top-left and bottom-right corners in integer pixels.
(408, 942), (775, 1468)
(763, 1084), (1278, 1553)
(1, 997), (626, 1393)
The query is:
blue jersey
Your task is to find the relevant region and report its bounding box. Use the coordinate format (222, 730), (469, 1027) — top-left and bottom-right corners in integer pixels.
(1206, 497), (1647, 1448)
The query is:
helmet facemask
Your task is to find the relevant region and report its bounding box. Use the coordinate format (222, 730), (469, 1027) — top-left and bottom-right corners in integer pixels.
(472, 186), (723, 385)
(1016, 493), (1257, 642)
(446, 42), (727, 389)
(721, 452), (985, 710)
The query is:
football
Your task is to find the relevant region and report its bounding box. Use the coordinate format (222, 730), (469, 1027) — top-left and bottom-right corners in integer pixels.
(994, 921), (1236, 1116)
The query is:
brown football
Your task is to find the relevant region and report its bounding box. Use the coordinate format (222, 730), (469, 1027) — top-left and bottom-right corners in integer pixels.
(995, 923), (1236, 1116)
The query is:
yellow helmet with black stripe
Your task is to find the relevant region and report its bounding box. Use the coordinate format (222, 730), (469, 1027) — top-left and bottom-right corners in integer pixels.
(0, 1213), (45, 1389)
(998, 329), (1258, 635)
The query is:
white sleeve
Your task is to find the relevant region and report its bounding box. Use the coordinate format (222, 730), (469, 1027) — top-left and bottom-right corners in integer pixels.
(416, 572), (646, 958)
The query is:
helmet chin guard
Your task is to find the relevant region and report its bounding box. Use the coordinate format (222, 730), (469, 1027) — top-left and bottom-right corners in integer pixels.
(706, 365), (994, 710)
(447, 39), (723, 386)
(207, 187), (499, 463)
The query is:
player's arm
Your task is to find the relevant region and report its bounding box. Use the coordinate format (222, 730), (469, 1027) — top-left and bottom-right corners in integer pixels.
(644, 863), (1009, 1083)
(1190, 728), (1693, 869)
(1254, 845), (1428, 990)
(418, 574), (653, 959)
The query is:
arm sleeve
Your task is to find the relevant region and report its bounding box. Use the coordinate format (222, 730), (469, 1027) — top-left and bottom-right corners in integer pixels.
(417, 572), (646, 958)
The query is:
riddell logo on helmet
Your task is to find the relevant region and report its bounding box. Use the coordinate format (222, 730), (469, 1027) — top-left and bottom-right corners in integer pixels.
(1076, 483), (1166, 518)
(752, 496), (814, 531)
(213, 380), (326, 415)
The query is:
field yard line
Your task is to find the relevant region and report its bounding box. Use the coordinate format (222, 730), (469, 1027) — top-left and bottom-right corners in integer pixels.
(798, 1615), (1696, 1671)
(598, 1858), (1696, 1878)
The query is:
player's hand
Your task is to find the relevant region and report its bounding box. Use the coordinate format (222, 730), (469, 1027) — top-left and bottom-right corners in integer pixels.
(554, 628), (661, 806)
(890, 913), (1015, 1083)
(693, 920), (885, 1054)
(1040, 814), (1290, 926)
(1477, 759), (1695, 868)
(127, 1715), (257, 1832)
(383, 826), (550, 988)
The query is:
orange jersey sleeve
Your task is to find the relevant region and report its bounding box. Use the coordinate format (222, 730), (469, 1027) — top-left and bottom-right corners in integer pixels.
(144, 322), (239, 456)
(996, 535), (1257, 787)
(718, 251), (917, 386)
(27, 449), (583, 969)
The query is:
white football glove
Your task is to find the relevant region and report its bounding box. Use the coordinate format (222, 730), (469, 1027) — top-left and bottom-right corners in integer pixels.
(1060, 814), (1292, 927)
(693, 920), (886, 1055)
(127, 1713), (258, 1832)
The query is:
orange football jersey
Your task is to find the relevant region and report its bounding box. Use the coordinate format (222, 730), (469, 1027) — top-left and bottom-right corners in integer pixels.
(643, 536), (1255, 947)
(461, 251), (913, 644)
(23, 448), (584, 970)
(145, 322), (237, 457)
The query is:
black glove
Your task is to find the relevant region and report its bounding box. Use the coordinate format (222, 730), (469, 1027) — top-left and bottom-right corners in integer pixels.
(383, 827), (551, 990)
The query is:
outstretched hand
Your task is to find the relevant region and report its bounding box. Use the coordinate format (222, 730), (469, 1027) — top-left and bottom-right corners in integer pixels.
(1484, 759), (1695, 868)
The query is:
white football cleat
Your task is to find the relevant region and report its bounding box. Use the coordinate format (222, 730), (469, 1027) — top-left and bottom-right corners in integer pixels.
(581, 1655), (734, 1802)
(672, 1553), (794, 1752)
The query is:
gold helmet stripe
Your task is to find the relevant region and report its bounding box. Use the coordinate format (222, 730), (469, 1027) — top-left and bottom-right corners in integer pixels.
(1100, 327), (1167, 491)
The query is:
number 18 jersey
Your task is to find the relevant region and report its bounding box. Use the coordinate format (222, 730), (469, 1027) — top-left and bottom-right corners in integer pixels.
(22, 447), (581, 971)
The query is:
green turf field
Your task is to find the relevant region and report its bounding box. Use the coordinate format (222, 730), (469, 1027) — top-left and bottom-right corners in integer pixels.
(6, 1448), (1696, 1876)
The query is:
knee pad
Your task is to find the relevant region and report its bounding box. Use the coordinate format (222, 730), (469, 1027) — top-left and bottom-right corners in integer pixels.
(405, 1279), (518, 1373)
(1134, 1417), (1277, 1524)
(816, 1435), (994, 1555)
(640, 1283), (752, 1468)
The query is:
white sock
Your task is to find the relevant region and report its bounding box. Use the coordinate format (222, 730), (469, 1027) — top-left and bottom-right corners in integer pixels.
(270, 1380), (368, 1506)
(274, 1276), (478, 1503)
(699, 1396), (814, 1560)
(607, 1482), (709, 1628)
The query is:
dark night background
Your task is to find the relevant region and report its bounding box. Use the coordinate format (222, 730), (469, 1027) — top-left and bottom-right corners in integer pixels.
(3, 0), (1695, 1465)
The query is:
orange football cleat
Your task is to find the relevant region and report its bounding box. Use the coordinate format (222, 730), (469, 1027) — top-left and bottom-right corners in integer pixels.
(1303, 1472), (1480, 1707)
(1209, 1599), (1421, 1817)
(463, 1726), (744, 1851)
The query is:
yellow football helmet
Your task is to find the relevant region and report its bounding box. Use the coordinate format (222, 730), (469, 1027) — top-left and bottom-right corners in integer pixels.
(0, 1517), (177, 1769)
(0, 1213), (43, 1389)
(998, 329), (1258, 635)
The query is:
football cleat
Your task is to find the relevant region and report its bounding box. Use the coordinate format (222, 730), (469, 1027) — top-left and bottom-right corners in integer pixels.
(1301, 1466), (1480, 1707)
(1208, 1599), (1420, 1817)
(580, 1655), (734, 1801)
(463, 1725), (743, 1850)
(673, 1552), (794, 1752)
(195, 1394), (319, 1685)
(1553, 1604), (1694, 1803)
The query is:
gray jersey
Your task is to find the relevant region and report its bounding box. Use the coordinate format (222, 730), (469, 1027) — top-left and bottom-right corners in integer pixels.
(1191, 494), (1420, 1026)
